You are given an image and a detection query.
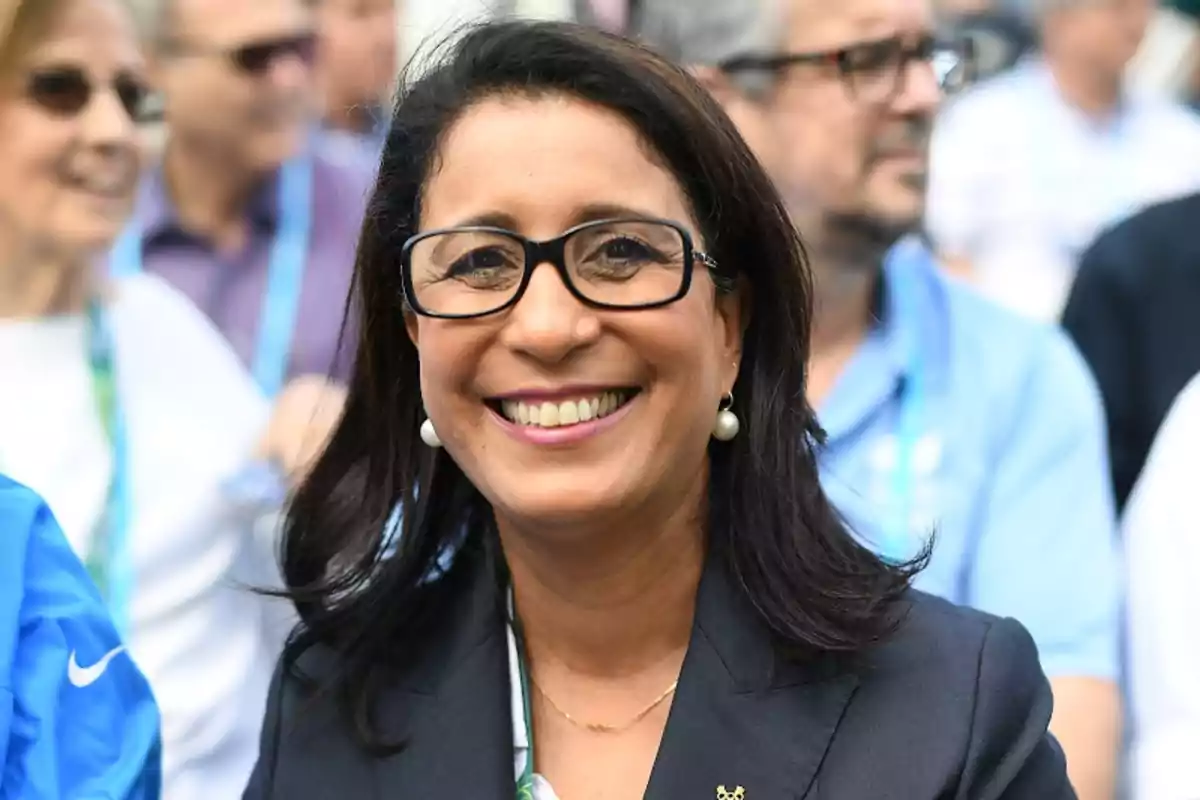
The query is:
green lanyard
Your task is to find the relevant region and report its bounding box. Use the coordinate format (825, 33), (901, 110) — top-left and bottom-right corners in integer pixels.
(82, 299), (133, 634)
(0, 300), (130, 631)
(511, 591), (536, 799)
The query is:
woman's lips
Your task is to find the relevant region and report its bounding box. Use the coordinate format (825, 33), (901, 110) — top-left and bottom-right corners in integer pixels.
(488, 389), (639, 446)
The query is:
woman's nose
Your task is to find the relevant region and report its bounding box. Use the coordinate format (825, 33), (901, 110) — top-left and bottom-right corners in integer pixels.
(78, 85), (138, 147)
(500, 261), (601, 364)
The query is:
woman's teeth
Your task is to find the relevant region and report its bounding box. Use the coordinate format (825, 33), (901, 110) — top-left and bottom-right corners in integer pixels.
(500, 391), (632, 428)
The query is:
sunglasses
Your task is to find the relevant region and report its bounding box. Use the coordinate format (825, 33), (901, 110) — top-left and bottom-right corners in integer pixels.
(176, 33), (316, 76)
(24, 66), (150, 121)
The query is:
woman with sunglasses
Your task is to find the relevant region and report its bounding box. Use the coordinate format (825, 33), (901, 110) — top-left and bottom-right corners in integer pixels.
(245, 20), (1072, 799)
(0, 1), (297, 798)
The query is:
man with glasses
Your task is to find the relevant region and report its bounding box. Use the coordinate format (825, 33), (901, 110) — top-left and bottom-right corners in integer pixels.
(623, 0), (1120, 796)
(118, 0), (367, 469)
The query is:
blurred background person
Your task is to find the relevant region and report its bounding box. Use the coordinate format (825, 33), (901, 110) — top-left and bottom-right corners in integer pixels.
(115, 0), (369, 404)
(314, 0), (397, 164)
(927, 0), (1200, 321)
(627, 0), (1122, 795)
(1123, 372), (1200, 800)
(0, 0), (324, 795)
(1062, 190), (1200, 511)
(1, 474), (161, 798)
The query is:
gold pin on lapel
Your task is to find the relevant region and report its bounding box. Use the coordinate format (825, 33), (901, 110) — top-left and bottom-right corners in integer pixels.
(716, 786), (745, 800)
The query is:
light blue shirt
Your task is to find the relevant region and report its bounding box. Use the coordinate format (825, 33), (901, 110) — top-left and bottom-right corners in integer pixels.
(817, 238), (1121, 680)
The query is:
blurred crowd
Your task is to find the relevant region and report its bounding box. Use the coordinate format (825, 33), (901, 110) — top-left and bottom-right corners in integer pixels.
(1, 0), (1199, 797)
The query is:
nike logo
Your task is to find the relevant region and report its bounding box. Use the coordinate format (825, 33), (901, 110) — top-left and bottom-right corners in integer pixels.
(67, 646), (127, 688)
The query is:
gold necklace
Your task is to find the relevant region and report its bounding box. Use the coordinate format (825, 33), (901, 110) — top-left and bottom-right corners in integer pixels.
(531, 677), (679, 734)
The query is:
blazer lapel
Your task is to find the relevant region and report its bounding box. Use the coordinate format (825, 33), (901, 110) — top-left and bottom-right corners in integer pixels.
(368, 548), (516, 799)
(354, 546), (856, 799)
(646, 557), (860, 800)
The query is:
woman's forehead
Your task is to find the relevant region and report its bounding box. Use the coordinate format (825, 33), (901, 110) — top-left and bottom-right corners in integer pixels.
(419, 94), (696, 236)
(9, 0), (142, 71)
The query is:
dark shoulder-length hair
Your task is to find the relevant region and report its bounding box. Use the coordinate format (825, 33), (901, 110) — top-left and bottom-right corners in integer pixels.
(283, 18), (920, 748)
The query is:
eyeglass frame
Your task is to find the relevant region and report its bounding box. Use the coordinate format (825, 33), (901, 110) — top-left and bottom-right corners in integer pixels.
(161, 32), (317, 76)
(21, 66), (152, 123)
(717, 33), (976, 102)
(400, 217), (724, 320)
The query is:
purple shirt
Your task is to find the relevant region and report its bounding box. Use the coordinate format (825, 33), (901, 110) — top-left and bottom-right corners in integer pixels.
(118, 143), (374, 384)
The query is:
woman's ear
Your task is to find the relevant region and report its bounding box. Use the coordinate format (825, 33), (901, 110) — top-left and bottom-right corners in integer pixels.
(404, 310), (420, 347)
(715, 277), (750, 371)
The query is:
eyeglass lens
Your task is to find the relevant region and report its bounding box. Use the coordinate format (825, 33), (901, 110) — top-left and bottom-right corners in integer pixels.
(231, 34), (316, 74)
(843, 36), (968, 101)
(25, 66), (149, 121)
(407, 220), (693, 317)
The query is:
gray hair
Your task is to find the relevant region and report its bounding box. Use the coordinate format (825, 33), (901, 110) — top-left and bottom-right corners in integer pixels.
(123, 0), (319, 46)
(628, 0), (784, 67)
(123, 0), (172, 44)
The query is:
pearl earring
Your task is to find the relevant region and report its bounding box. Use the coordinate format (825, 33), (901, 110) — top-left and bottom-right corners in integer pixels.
(420, 418), (442, 448)
(711, 392), (740, 441)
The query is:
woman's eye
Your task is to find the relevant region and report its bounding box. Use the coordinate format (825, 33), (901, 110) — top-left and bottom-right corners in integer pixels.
(448, 247), (509, 275)
(598, 237), (655, 263)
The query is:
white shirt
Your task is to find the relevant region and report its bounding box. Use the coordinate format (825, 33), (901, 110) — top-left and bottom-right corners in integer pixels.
(1125, 373), (1200, 800)
(927, 58), (1200, 321)
(0, 274), (286, 800)
(508, 603), (559, 799)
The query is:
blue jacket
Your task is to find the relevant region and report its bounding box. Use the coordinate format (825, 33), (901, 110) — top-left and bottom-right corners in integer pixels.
(0, 475), (161, 798)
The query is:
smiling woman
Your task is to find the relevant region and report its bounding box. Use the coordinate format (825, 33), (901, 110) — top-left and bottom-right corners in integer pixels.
(0, 0), (146, 274)
(0, 1), (287, 797)
(248, 19), (1073, 800)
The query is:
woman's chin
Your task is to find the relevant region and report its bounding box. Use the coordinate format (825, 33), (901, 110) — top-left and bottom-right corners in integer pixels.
(50, 219), (129, 256)
(491, 484), (636, 536)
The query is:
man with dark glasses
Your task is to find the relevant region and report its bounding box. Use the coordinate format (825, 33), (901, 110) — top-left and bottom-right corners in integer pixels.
(112, 0), (367, 491)
(114, 0), (370, 393)
(620, 0), (1120, 796)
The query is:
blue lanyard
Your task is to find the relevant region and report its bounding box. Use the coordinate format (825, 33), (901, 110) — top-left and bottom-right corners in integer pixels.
(885, 348), (923, 564)
(84, 299), (134, 636)
(110, 157), (314, 398)
(880, 243), (926, 564)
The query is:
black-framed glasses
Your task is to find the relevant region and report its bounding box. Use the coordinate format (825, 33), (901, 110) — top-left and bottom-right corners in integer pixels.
(401, 218), (721, 319)
(719, 33), (975, 103)
(169, 33), (316, 76)
(24, 66), (151, 122)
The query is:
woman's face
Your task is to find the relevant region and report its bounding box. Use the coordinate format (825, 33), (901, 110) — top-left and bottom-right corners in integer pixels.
(0, 0), (144, 261)
(407, 94), (744, 535)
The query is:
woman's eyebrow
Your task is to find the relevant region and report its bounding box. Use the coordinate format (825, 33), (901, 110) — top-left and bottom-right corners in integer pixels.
(446, 202), (671, 232)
